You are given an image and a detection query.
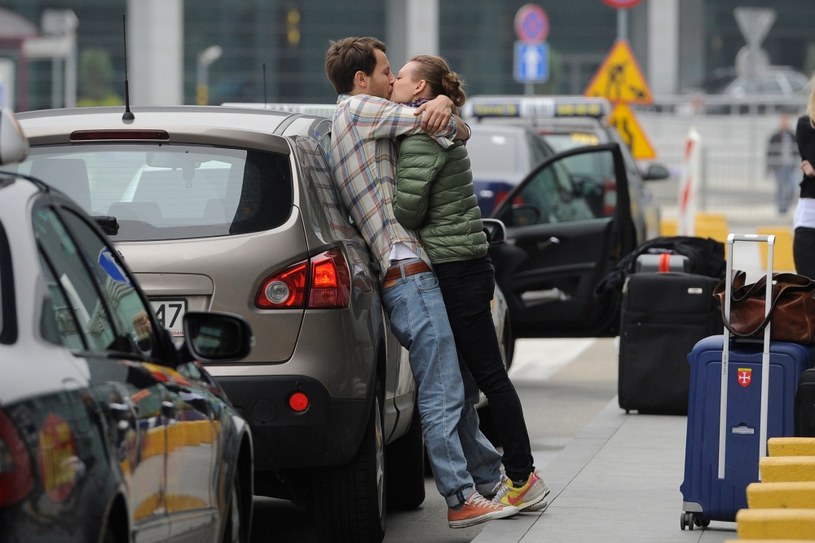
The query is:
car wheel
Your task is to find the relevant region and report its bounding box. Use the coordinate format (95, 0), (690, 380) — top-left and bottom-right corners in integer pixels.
(313, 388), (386, 543)
(221, 468), (244, 543)
(385, 404), (425, 510)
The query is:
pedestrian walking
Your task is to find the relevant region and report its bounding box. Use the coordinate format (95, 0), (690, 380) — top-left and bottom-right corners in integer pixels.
(794, 77), (815, 278)
(766, 112), (799, 214)
(390, 54), (550, 512)
(324, 36), (518, 529)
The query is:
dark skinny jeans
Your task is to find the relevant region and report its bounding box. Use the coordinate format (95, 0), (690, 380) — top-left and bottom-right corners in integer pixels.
(434, 255), (534, 483)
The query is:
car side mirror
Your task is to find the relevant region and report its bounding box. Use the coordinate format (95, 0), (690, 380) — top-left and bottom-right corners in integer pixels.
(183, 311), (254, 362)
(0, 108), (29, 165)
(642, 163), (670, 181)
(482, 218), (506, 244)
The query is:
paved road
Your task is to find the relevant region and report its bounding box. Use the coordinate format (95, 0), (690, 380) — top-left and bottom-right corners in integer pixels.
(250, 337), (619, 543)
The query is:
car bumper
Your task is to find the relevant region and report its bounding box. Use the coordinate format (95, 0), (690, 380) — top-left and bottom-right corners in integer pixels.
(215, 375), (369, 472)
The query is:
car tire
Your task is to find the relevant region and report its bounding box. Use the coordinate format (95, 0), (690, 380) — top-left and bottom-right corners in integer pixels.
(313, 388), (386, 543)
(221, 467), (244, 543)
(385, 404), (425, 510)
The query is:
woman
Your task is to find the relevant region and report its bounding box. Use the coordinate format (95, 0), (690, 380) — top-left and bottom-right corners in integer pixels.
(794, 76), (815, 278)
(390, 54), (549, 512)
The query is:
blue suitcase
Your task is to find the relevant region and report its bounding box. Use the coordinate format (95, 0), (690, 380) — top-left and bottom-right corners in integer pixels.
(679, 234), (815, 530)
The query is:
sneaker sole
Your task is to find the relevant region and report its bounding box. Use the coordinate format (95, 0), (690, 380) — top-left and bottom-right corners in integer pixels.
(518, 488), (551, 512)
(448, 506), (519, 529)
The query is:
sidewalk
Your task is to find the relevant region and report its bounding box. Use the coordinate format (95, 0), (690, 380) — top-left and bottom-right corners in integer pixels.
(474, 400), (739, 543)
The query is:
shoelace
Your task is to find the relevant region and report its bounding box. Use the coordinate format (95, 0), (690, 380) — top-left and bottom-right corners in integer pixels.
(469, 492), (509, 510)
(492, 478), (512, 501)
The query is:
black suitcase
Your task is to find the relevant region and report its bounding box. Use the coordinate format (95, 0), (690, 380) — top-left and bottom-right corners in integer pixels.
(618, 272), (722, 414)
(795, 368), (815, 436)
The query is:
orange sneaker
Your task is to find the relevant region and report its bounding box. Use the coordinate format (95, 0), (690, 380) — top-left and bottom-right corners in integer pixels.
(448, 491), (519, 528)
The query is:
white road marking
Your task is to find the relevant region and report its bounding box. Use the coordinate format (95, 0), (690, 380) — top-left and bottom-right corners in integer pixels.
(508, 338), (596, 382)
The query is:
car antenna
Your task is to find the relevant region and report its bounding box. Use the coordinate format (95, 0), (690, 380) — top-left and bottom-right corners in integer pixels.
(121, 14), (135, 122)
(263, 63), (269, 109)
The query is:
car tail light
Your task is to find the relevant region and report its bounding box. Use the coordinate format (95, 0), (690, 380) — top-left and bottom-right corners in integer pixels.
(255, 248), (350, 309)
(0, 411), (34, 506)
(308, 249), (350, 308)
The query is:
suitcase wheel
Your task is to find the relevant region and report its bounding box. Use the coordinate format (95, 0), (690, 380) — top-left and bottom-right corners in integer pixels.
(680, 512), (710, 531)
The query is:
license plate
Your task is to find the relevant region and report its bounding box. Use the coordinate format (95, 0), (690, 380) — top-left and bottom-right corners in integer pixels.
(150, 300), (187, 337)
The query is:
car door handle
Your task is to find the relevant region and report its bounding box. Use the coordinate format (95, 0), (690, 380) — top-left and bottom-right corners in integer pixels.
(539, 237), (560, 250)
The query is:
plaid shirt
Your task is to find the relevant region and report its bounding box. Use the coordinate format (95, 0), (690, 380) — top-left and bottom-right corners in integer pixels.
(329, 93), (457, 276)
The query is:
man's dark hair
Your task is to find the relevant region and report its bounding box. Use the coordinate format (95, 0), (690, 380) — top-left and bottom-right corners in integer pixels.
(325, 36), (387, 94)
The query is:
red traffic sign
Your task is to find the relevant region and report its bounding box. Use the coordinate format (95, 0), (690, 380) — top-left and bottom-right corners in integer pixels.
(514, 4), (549, 44)
(602, 0), (641, 8)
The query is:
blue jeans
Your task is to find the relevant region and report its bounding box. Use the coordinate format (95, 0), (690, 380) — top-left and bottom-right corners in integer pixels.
(382, 261), (502, 507)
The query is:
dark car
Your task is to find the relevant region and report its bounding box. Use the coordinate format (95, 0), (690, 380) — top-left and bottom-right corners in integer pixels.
(0, 109), (255, 543)
(463, 95), (670, 246)
(466, 123), (555, 216)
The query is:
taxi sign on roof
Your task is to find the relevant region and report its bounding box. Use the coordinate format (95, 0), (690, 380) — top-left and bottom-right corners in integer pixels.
(463, 96), (611, 121)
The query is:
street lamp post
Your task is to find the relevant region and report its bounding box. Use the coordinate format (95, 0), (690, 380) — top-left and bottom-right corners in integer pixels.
(196, 45), (222, 105)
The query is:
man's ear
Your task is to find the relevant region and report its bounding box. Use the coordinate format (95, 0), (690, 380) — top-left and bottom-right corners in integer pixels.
(354, 70), (368, 89)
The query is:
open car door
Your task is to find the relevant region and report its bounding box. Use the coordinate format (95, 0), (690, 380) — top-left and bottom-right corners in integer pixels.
(489, 143), (636, 338)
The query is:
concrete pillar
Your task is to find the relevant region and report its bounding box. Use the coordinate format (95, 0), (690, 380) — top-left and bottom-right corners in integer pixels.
(127, 0), (183, 105)
(386, 0), (438, 68)
(647, 0), (679, 95)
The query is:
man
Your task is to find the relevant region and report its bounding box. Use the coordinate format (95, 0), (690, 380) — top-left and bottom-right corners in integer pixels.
(766, 112), (799, 215)
(325, 36), (518, 528)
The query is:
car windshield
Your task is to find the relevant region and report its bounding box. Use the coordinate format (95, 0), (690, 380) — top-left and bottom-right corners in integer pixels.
(17, 144), (293, 241)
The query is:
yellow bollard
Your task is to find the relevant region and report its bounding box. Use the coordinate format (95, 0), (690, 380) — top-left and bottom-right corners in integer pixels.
(757, 227), (796, 272)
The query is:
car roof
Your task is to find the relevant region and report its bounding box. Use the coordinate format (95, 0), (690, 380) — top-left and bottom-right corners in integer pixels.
(16, 106), (331, 149)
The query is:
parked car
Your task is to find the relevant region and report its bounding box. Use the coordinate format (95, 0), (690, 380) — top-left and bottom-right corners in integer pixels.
(463, 95), (670, 245)
(697, 66), (810, 114)
(467, 123), (555, 216)
(0, 108), (255, 543)
(15, 105), (422, 543)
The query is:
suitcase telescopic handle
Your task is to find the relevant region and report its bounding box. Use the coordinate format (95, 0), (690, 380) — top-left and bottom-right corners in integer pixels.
(718, 233), (775, 480)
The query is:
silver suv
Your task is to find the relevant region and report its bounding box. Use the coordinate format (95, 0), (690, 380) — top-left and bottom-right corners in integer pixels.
(16, 106), (422, 543)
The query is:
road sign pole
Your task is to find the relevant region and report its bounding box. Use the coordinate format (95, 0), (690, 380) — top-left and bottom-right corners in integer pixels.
(617, 8), (627, 41)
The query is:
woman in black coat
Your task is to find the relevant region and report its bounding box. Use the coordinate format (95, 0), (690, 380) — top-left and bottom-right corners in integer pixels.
(793, 76), (815, 278)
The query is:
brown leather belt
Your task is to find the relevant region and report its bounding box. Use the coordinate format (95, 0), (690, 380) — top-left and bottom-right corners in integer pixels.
(382, 260), (433, 289)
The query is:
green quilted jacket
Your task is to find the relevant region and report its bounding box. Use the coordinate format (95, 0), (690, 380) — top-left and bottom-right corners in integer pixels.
(393, 133), (487, 264)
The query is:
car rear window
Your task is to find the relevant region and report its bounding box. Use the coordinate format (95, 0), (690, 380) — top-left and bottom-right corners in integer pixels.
(20, 144), (293, 241)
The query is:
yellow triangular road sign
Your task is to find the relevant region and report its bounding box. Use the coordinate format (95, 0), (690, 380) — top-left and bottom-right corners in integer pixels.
(608, 103), (655, 160)
(584, 40), (653, 104)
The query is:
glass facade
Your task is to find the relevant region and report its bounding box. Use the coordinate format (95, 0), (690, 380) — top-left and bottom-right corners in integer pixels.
(0, 0), (812, 111)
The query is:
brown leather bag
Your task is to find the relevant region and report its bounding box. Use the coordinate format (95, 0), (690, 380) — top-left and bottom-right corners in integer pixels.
(714, 270), (815, 344)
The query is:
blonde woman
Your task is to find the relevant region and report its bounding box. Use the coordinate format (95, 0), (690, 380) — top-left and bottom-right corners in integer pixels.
(391, 55), (549, 512)
(794, 76), (815, 277)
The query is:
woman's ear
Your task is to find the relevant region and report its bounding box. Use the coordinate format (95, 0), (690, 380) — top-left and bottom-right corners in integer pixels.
(414, 79), (427, 97)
